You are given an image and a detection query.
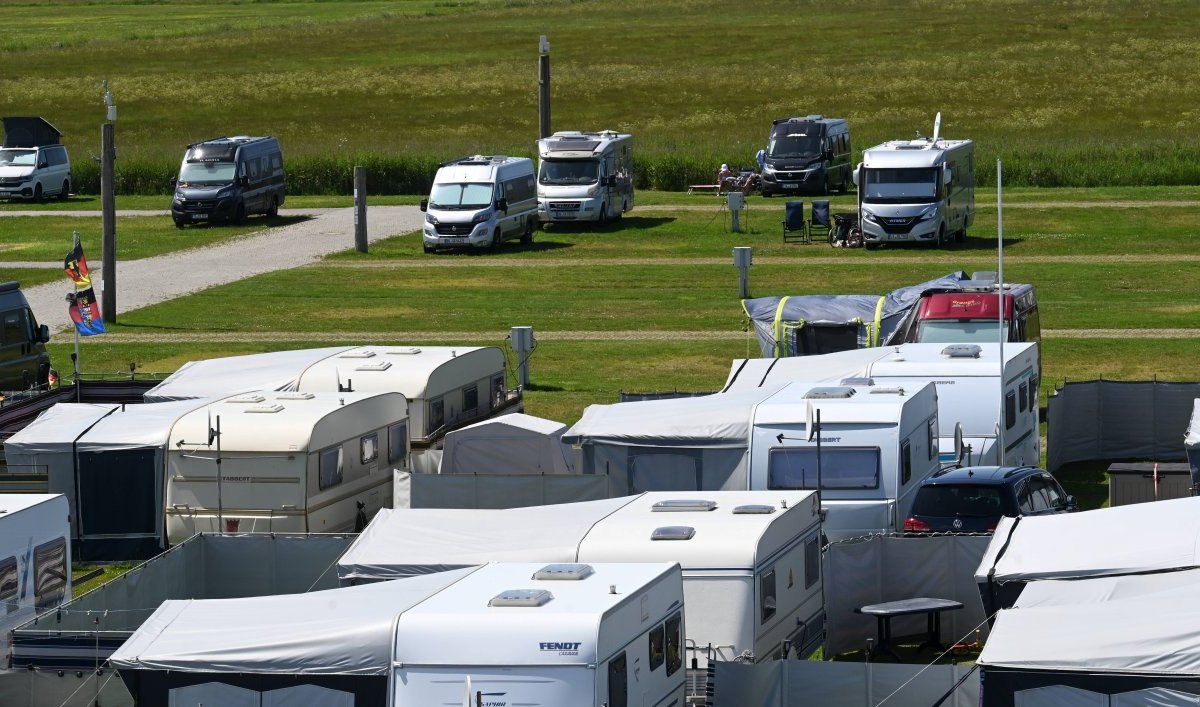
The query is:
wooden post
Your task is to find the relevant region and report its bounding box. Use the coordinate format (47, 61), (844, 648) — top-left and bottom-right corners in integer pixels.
(538, 36), (551, 139)
(101, 122), (116, 324)
(353, 166), (368, 253)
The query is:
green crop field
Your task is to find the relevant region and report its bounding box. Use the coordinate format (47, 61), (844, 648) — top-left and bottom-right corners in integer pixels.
(2, 0), (1199, 193)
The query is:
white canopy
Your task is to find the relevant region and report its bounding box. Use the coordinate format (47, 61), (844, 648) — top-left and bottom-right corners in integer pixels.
(109, 567), (477, 676)
(440, 413), (573, 474)
(976, 497), (1200, 584)
(142, 347), (353, 402)
(980, 568), (1200, 674)
(1186, 399), (1200, 449)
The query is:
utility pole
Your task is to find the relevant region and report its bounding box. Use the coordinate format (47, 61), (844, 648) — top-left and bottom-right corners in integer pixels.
(101, 81), (117, 324)
(538, 35), (551, 139)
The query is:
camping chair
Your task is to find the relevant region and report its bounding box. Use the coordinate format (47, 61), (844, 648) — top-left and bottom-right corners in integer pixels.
(783, 201), (809, 243)
(810, 200), (832, 244)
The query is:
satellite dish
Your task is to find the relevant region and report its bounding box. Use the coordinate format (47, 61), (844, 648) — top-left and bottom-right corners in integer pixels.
(932, 112), (942, 143)
(954, 422), (965, 465)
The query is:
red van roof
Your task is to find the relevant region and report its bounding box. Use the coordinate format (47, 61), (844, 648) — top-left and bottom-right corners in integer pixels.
(918, 292), (1013, 320)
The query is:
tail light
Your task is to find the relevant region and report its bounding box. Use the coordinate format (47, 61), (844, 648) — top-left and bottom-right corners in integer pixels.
(904, 517), (930, 532)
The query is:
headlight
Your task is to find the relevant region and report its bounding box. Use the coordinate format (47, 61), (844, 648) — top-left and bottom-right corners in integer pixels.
(216, 187), (235, 199)
(862, 211), (879, 224)
(471, 210), (492, 225)
(763, 164), (775, 173)
(919, 208), (938, 221)
(173, 191), (184, 201)
(425, 213), (438, 225)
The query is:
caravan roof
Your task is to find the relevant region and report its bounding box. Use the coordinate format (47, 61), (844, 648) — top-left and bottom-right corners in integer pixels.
(751, 381), (923, 426)
(861, 139), (973, 169)
(0, 493), (63, 516)
(295, 346), (494, 399)
(143, 347), (353, 402)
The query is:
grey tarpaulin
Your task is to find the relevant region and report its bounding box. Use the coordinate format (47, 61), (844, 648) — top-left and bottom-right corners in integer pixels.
(392, 470), (613, 509)
(823, 534), (991, 656)
(1047, 380), (1200, 473)
(741, 271), (972, 358)
(439, 413), (575, 474)
(0, 669), (134, 707)
(711, 660), (979, 707)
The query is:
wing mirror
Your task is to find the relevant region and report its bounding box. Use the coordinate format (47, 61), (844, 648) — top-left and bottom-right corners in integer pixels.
(419, 198), (428, 212)
(240, 176), (250, 188)
(170, 177), (178, 188)
(943, 167), (953, 185)
(1065, 494), (1077, 511)
(38, 161), (48, 169)
(496, 197), (509, 214)
(38, 324), (50, 344)
(604, 175), (617, 187)
(852, 163), (862, 186)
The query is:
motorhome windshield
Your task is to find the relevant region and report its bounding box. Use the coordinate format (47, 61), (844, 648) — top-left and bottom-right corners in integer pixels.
(430, 182), (493, 210)
(178, 162), (236, 185)
(863, 167), (939, 204)
(539, 159), (599, 185)
(917, 319), (1010, 343)
(0, 149), (36, 166)
(767, 135), (821, 159)
(767, 447), (881, 490)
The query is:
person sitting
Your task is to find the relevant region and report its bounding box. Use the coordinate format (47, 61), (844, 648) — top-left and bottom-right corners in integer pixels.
(717, 163), (736, 191)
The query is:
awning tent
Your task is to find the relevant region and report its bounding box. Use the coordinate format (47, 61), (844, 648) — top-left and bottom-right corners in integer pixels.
(439, 412), (574, 474)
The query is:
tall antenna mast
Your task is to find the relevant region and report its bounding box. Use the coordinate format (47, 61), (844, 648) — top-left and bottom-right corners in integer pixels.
(997, 160), (1005, 463)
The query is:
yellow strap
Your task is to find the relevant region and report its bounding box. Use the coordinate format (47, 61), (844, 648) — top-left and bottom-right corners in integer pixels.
(872, 296), (886, 347)
(773, 296), (791, 357)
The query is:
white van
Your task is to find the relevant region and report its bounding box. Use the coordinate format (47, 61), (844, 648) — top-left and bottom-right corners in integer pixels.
(0, 117), (71, 201)
(420, 155), (538, 253)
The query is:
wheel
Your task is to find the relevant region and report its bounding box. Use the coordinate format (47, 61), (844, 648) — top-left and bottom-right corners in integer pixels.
(598, 203), (608, 227)
(32, 183), (42, 202)
(58, 180), (70, 201)
(828, 229), (838, 247)
(174, 219), (185, 229)
(956, 226), (967, 243)
(490, 227), (502, 252)
(266, 196), (279, 218)
(234, 202), (246, 224)
(422, 243), (435, 254)
(865, 242), (880, 251)
(934, 225), (947, 248)
(521, 217), (535, 244)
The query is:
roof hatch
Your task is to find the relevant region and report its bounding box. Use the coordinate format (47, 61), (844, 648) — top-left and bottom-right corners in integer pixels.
(356, 361), (392, 372)
(275, 392), (315, 400)
(387, 347), (423, 356)
(533, 564), (595, 581)
(488, 589), (554, 607)
(651, 526), (696, 541)
(338, 350), (376, 359)
(244, 404), (284, 414)
(942, 344), (982, 358)
(869, 387), (906, 396)
(804, 386), (856, 399)
(840, 376), (874, 387)
(226, 394), (266, 404)
(732, 504), (776, 515)
(651, 499), (717, 512)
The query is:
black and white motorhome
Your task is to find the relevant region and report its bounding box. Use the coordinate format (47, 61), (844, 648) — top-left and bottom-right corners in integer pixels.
(171, 136), (285, 227)
(536, 130), (634, 225)
(853, 113), (974, 248)
(759, 115), (851, 196)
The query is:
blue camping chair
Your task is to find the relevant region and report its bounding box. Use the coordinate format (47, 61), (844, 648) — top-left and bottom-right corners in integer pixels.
(783, 201), (809, 243)
(809, 200), (832, 244)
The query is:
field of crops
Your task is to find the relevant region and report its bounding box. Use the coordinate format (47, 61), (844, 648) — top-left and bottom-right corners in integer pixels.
(3, 0), (1199, 193)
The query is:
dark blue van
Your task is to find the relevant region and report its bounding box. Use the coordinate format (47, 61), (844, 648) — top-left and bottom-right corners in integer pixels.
(171, 136), (285, 227)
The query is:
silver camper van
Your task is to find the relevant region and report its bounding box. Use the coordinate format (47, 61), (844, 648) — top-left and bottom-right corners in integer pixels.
(536, 130), (634, 225)
(171, 136), (286, 227)
(420, 155), (538, 252)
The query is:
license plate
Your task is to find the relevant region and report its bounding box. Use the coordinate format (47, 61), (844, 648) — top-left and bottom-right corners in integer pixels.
(889, 233), (904, 240)
(444, 236), (467, 244)
(192, 214), (208, 220)
(783, 183), (798, 189)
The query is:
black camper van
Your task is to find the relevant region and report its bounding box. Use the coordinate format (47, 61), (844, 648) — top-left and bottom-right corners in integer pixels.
(759, 115), (851, 197)
(170, 136), (285, 227)
(0, 281), (51, 392)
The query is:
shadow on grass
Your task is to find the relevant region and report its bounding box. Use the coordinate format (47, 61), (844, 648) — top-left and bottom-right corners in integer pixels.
(1052, 459), (1113, 510)
(541, 216), (677, 234)
(178, 214), (312, 230)
(861, 236), (1023, 252)
(428, 240), (574, 256)
(524, 382), (564, 392)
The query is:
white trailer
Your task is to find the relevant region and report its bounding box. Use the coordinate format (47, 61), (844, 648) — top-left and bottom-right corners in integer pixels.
(537, 130), (634, 225)
(853, 115), (974, 248)
(0, 494), (70, 639)
(724, 342), (1041, 467)
(390, 562), (684, 707)
(166, 390), (408, 544)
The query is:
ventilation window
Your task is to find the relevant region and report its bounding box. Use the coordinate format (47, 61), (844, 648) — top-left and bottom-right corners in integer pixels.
(386, 347), (423, 356)
(840, 377), (874, 387)
(533, 564), (595, 581)
(488, 589), (553, 607)
(651, 499), (716, 512)
(803, 386), (856, 399)
(338, 350), (377, 359)
(651, 526), (696, 541)
(275, 392), (315, 400)
(356, 361), (393, 372)
(942, 344), (982, 358)
(733, 504), (776, 515)
(869, 387), (906, 395)
(244, 404), (284, 414)
(226, 394), (266, 404)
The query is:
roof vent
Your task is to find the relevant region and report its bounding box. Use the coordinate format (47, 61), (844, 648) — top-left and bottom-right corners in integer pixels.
(488, 589), (553, 608)
(275, 392), (315, 400)
(803, 386), (856, 399)
(244, 404), (284, 414)
(356, 361), (393, 372)
(226, 394), (266, 404)
(840, 376), (874, 387)
(533, 564), (595, 581)
(942, 344), (982, 359)
(338, 350), (376, 359)
(651, 499), (717, 512)
(869, 387), (906, 396)
(386, 347), (423, 356)
(651, 526), (696, 541)
(733, 504), (776, 515)
(971, 271), (998, 285)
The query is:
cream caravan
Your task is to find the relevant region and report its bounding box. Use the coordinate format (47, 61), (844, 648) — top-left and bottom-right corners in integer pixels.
(0, 494), (70, 639)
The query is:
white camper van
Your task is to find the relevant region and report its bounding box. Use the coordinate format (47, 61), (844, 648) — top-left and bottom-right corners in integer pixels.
(724, 342), (1041, 468)
(0, 494), (70, 638)
(166, 391), (408, 543)
(420, 155), (538, 252)
(390, 562), (685, 707)
(536, 130), (634, 225)
(853, 114), (974, 248)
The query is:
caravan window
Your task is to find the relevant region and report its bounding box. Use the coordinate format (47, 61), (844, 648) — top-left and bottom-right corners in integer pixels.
(360, 433), (379, 465)
(901, 441), (912, 485)
(767, 447), (880, 490)
(607, 652), (628, 707)
(1, 556), (17, 613)
(665, 611), (682, 675)
(429, 399), (445, 435)
(928, 420), (937, 461)
(1005, 392), (1017, 430)
(648, 624), (665, 671)
(760, 569), (777, 623)
(388, 422), (407, 464)
(1019, 382), (1029, 412)
(805, 537), (820, 589)
(463, 385), (478, 414)
(319, 446), (343, 490)
(34, 538), (67, 611)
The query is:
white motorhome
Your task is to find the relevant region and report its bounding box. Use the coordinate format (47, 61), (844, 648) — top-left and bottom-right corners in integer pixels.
(420, 155), (538, 252)
(390, 562), (685, 707)
(747, 383), (941, 541)
(853, 114), (974, 248)
(337, 491), (824, 679)
(166, 391), (408, 543)
(0, 494), (70, 639)
(536, 130), (634, 225)
(724, 342), (1041, 468)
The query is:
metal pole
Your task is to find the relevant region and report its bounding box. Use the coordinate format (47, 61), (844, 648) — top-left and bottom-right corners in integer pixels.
(215, 415), (223, 531)
(538, 36), (551, 139)
(997, 160), (1005, 463)
(353, 165), (368, 253)
(101, 121), (116, 324)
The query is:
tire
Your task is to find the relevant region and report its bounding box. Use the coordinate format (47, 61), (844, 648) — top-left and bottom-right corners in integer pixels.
(266, 196), (279, 218)
(422, 243), (435, 254)
(234, 202), (246, 225)
(598, 203), (608, 227)
(490, 228), (502, 252)
(956, 226), (967, 243)
(865, 242), (880, 251)
(933, 225), (947, 248)
(58, 180), (70, 201)
(32, 183), (42, 202)
(174, 219), (185, 229)
(521, 217), (535, 245)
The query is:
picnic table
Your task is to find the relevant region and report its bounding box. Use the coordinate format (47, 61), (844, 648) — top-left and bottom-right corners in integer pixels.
(855, 597), (964, 662)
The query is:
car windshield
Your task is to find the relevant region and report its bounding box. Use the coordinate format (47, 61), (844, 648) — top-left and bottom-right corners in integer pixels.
(912, 484), (1010, 517)
(430, 182), (493, 209)
(0, 149), (36, 166)
(863, 167), (939, 204)
(767, 135), (822, 159)
(178, 162), (237, 186)
(917, 320), (1011, 343)
(540, 159), (599, 185)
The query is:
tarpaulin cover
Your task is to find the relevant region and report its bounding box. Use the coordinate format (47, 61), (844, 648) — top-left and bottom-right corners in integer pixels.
(440, 413), (574, 474)
(741, 271), (972, 358)
(393, 470), (613, 509)
(142, 347), (353, 402)
(712, 660), (979, 707)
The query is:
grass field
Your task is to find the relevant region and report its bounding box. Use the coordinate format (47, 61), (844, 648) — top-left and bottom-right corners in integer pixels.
(4, 0), (1200, 191)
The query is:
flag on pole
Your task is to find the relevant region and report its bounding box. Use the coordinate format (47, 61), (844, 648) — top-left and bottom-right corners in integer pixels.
(64, 232), (105, 336)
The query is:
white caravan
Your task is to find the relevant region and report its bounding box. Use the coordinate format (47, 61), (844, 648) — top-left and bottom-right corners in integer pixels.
(420, 155), (538, 252)
(853, 114), (974, 248)
(747, 383), (941, 541)
(337, 491), (824, 679)
(536, 130), (634, 225)
(724, 342), (1041, 467)
(390, 562), (685, 707)
(0, 494), (70, 638)
(166, 391), (408, 543)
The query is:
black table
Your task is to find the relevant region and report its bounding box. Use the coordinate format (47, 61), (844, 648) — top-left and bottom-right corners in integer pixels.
(855, 597), (964, 662)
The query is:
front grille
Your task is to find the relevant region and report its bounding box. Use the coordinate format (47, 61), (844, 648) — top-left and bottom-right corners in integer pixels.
(434, 222), (473, 236)
(0, 178), (24, 186)
(180, 200), (215, 213)
(549, 201), (581, 210)
(880, 216), (917, 234)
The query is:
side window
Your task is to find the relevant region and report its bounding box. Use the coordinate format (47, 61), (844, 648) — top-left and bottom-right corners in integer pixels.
(606, 652), (628, 707)
(319, 446), (343, 490)
(271, 153), (283, 171)
(463, 385), (478, 414)
(928, 419), (937, 461)
(760, 569), (777, 623)
(1, 555), (17, 613)
(429, 399), (445, 434)
(1041, 476), (1065, 508)
(360, 433), (379, 465)
(491, 373), (505, 406)
(805, 537), (820, 589)
(387, 422), (407, 464)
(1019, 382), (1029, 413)
(665, 611), (682, 676)
(901, 441), (912, 485)
(648, 623), (665, 671)
(1028, 477), (1052, 512)
(34, 538), (68, 611)
(1005, 392), (1017, 430)
(1018, 481), (1035, 514)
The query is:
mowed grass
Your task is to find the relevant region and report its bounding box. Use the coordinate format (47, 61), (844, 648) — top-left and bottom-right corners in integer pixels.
(0, 268), (65, 288)
(5, 0), (1200, 189)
